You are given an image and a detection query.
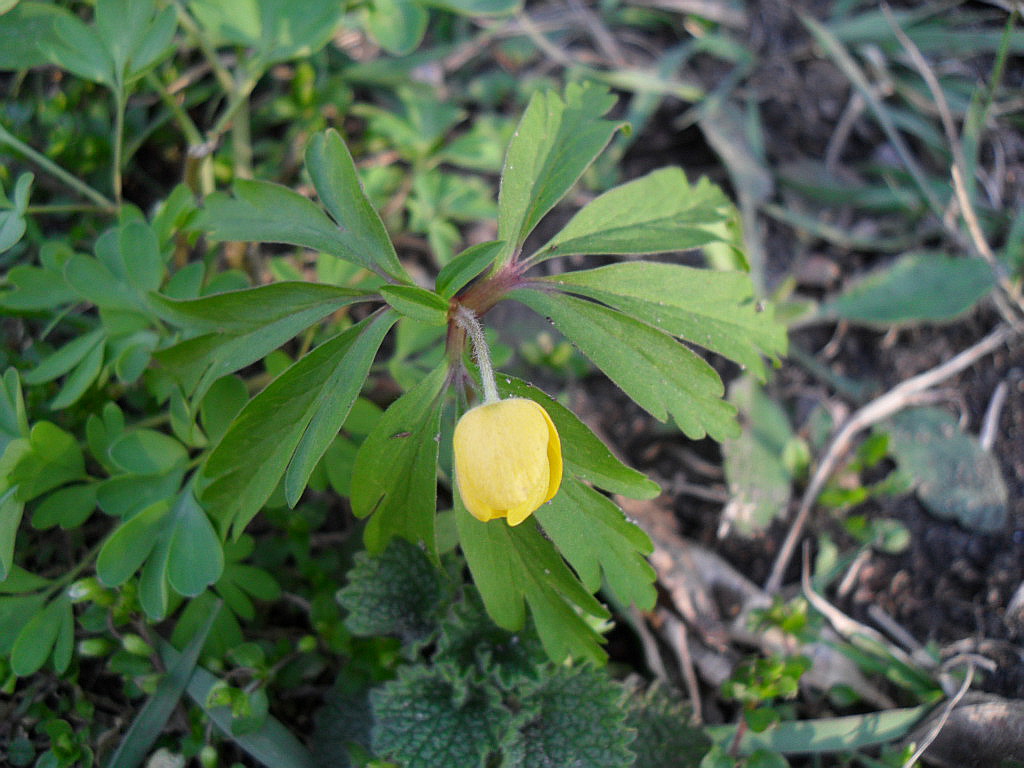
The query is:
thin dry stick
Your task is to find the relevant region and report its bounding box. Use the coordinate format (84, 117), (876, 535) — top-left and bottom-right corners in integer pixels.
(901, 664), (974, 768)
(765, 324), (1016, 593)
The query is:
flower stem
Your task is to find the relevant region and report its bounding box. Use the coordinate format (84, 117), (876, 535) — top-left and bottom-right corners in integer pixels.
(455, 305), (499, 404)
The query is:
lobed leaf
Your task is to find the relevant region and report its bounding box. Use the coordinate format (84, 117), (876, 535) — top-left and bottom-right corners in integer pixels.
(534, 478), (656, 610)
(545, 260), (786, 380)
(512, 289), (739, 441)
(497, 82), (623, 261)
(455, 503), (609, 665)
(350, 364), (447, 560)
(201, 312), (396, 537)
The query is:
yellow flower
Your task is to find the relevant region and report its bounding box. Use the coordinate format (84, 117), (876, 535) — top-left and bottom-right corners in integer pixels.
(453, 398), (562, 526)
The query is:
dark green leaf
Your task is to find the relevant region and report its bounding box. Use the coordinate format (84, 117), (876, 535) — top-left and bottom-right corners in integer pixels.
(336, 537), (445, 646)
(371, 665), (504, 768)
(108, 601), (222, 768)
(546, 260), (786, 380)
(820, 252), (994, 327)
(497, 83), (623, 259)
(498, 376), (658, 498)
(167, 488), (223, 597)
(503, 665), (634, 768)
(158, 636), (317, 768)
(534, 478), (655, 610)
(435, 240), (503, 298)
(534, 169), (728, 261)
(455, 504), (609, 664)
(512, 289), (738, 441)
(10, 593), (70, 676)
(96, 469), (182, 518)
(380, 285), (449, 326)
(626, 683), (709, 768)
(201, 313), (396, 537)
(50, 335), (106, 409)
(350, 364), (447, 559)
(305, 130), (408, 282)
(96, 500), (171, 587)
(0, 369), (29, 455)
(64, 254), (138, 310)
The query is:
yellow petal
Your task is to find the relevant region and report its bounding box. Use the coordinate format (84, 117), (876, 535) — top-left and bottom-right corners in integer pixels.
(453, 398), (562, 526)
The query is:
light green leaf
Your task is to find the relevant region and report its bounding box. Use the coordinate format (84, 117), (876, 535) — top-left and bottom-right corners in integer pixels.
(535, 478), (656, 610)
(380, 285), (449, 326)
(96, 499), (171, 587)
(350, 364), (447, 560)
(305, 129), (408, 282)
(43, 13), (115, 86)
(108, 429), (187, 476)
(362, 0), (427, 55)
(96, 469), (182, 518)
(201, 313), (396, 537)
(201, 179), (399, 278)
(22, 329), (104, 385)
(721, 375), (797, 535)
(546, 260), (786, 380)
(64, 254), (137, 311)
(435, 240), (503, 298)
(497, 83), (623, 260)
(118, 219), (164, 294)
(167, 488), (223, 597)
(498, 376), (658, 499)
(30, 483), (97, 531)
(820, 252), (994, 327)
(0, 369), (29, 456)
(0, 487), (24, 582)
(455, 502), (609, 664)
(8, 421), (85, 501)
(533, 169), (729, 262)
(428, 0), (520, 15)
(0, 2), (75, 70)
(50, 336), (106, 409)
(884, 407), (1007, 532)
(512, 289), (739, 441)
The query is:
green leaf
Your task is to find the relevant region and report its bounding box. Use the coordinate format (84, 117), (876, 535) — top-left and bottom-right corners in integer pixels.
(8, 421), (85, 501)
(166, 488), (223, 597)
(534, 169), (728, 261)
(820, 252), (994, 327)
(10, 593), (71, 676)
(722, 375), (797, 534)
(23, 330), (104, 386)
(503, 665), (634, 768)
(371, 665), (504, 768)
(0, 369), (29, 455)
(336, 537), (445, 646)
(0, 2), (75, 70)
(534, 478), (656, 610)
(50, 335), (106, 409)
(435, 240), (503, 298)
(305, 129), (408, 282)
(546, 260), (786, 380)
(362, 0), (428, 55)
(380, 285), (449, 326)
(498, 376), (658, 499)
(96, 500), (171, 587)
(201, 179), (401, 279)
(158, 636), (317, 768)
(512, 289), (739, 441)
(64, 254), (138, 311)
(0, 487), (25, 582)
(42, 13), (115, 86)
(883, 407), (1008, 532)
(117, 219), (165, 293)
(627, 684), (709, 768)
(201, 312), (396, 537)
(96, 469), (183, 518)
(429, 0), (520, 15)
(30, 483), (97, 531)
(455, 503), (609, 664)
(107, 429), (187, 476)
(350, 364), (447, 559)
(109, 602), (222, 768)
(497, 83), (623, 259)
(705, 705), (930, 755)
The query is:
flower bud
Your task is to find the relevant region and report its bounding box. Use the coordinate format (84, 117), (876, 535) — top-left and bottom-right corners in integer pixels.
(453, 398), (562, 526)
